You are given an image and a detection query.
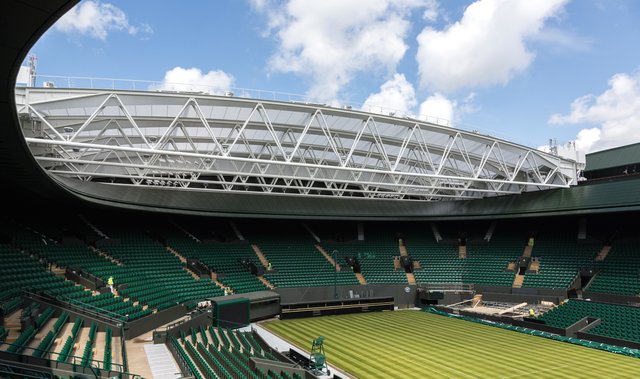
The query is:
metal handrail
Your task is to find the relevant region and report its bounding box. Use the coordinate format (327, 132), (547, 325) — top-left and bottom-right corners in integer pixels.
(23, 290), (127, 324)
(0, 343), (124, 374)
(27, 74), (454, 127)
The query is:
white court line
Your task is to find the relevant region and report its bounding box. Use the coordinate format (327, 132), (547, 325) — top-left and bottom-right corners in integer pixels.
(253, 321), (476, 379)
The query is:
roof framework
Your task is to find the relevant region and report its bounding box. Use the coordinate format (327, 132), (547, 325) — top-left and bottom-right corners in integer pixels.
(17, 88), (578, 202)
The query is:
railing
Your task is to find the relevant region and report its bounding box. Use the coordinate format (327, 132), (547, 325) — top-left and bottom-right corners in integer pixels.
(0, 343), (141, 378)
(19, 291), (132, 374)
(0, 361), (55, 379)
(27, 74), (456, 126)
(16, 75), (570, 157)
(24, 291), (127, 324)
(418, 283), (475, 293)
(166, 336), (196, 379)
(120, 322), (128, 373)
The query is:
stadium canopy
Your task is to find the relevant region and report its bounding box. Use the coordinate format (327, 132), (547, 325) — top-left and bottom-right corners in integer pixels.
(17, 87), (579, 205)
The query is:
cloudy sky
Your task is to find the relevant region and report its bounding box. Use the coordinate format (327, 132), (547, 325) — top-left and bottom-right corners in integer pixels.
(27, 0), (640, 160)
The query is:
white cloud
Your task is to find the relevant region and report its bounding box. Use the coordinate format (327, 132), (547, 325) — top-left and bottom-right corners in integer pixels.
(531, 27), (593, 53)
(362, 74), (417, 116)
(419, 93), (454, 125)
(361, 74), (477, 127)
(573, 128), (601, 153)
(422, 0), (440, 22)
(153, 67), (234, 95)
(416, 0), (568, 92)
(249, 0), (269, 10)
(259, 0), (432, 101)
(54, 1), (152, 40)
(549, 70), (640, 153)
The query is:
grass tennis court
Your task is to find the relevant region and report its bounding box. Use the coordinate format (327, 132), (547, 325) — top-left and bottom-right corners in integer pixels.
(262, 310), (640, 378)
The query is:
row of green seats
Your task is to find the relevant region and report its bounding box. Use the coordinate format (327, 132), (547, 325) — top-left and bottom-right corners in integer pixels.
(57, 317), (83, 363)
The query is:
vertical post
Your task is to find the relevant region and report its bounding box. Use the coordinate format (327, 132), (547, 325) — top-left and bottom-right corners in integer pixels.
(120, 322), (128, 373)
(332, 250), (338, 300)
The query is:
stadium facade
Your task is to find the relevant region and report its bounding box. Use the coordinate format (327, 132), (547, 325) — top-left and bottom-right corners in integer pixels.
(2, 2), (640, 379)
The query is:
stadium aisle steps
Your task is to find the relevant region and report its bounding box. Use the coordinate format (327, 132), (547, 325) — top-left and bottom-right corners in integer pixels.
(169, 219), (201, 242)
(458, 245), (467, 259)
(170, 336), (204, 379)
(230, 221), (245, 241)
(159, 221), (266, 294)
(251, 244), (270, 269)
(522, 232), (601, 289)
(323, 224), (402, 285)
(111, 334), (122, 367)
(512, 274), (525, 288)
(172, 325), (298, 379)
(80, 322), (98, 366)
(595, 245), (611, 261)
(539, 299), (640, 343)
(258, 276), (275, 289)
(212, 275), (231, 293)
(167, 246), (188, 264)
(1, 308), (22, 346)
(50, 320), (75, 357)
(262, 240), (360, 288)
(78, 214), (109, 239)
(29, 313), (65, 358)
(144, 343), (182, 379)
(90, 245), (122, 265)
(93, 330), (107, 369)
(588, 241), (640, 296)
(398, 242), (409, 257)
(314, 244), (340, 270)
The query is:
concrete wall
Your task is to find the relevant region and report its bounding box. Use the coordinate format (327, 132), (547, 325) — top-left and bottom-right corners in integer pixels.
(250, 299), (280, 321)
(565, 317), (600, 338)
(125, 304), (187, 339)
(154, 310), (213, 344)
(582, 291), (640, 305)
(275, 284), (417, 308)
(576, 331), (640, 350)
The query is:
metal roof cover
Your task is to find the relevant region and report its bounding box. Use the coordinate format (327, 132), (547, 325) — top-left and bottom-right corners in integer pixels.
(17, 87), (579, 207)
(585, 142), (640, 172)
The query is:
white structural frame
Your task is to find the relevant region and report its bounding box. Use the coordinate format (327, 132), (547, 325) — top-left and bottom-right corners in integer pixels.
(16, 87), (579, 202)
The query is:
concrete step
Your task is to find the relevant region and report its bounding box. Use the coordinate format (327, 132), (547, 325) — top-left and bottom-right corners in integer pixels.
(459, 245), (467, 259)
(144, 343), (181, 379)
(595, 245), (611, 261)
(258, 276), (275, 289)
(512, 274), (525, 288)
(315, 244), (341, 271)
(251, 244), (270, 268)
(167, 246), (187, 264)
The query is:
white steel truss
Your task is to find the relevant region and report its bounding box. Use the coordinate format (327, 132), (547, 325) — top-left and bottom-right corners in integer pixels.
(16, 88), (579, 201)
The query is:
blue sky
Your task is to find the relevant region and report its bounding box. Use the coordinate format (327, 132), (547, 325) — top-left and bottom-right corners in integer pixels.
(27, 0), (640, 159)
